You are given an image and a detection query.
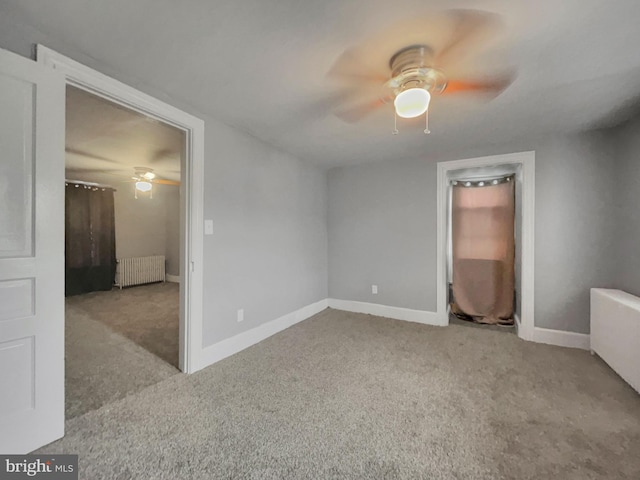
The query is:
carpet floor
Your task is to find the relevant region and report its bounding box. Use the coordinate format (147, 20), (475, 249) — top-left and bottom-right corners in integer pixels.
(65, 283), (180, 418)
(67, 282), (180, 367)
(43, 308), (640, 479)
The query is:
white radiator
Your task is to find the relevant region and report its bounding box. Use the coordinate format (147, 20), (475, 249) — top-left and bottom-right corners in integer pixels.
(115, 255), (165, 288)
(591, 288), (640, 393)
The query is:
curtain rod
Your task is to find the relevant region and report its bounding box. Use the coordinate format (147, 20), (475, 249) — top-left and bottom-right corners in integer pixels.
(65, 179), (117, 191)
(450, 174), (514, 188)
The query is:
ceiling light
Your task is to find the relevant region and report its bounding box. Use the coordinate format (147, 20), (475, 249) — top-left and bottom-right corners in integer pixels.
(394, 88), (431, 119)
(142, 172), (155, 180)
(135, 181), (152, 192)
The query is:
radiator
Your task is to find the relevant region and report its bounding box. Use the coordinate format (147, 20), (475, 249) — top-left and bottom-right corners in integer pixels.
(115, 255), (165, 288)
(591, 288), (640, 393)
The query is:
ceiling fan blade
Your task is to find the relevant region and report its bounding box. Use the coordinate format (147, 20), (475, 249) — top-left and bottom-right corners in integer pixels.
(65, 148), (122, 165)
(434, 10), (503, 68)
(97, 170), (134, 179)
(442, 73), (515, 97)
(291, 88), (361, 125)
(327, 47), (390, 85)
(149, 148), (180, 165)
(66, 168), (133, 180)
(334, 98), (387, 123)
(66, 167), (120, 174)
(154, 179), (180, 186)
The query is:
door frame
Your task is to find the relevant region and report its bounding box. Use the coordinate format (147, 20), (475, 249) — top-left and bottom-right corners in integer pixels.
(436, 151), (535, 341)
(37, 45), (205, 374)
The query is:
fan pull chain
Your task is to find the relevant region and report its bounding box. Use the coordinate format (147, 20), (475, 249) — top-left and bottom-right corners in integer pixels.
(392, 111), (399, 135)
(424, 109), (431, 134)
(134, 188), (138, 200)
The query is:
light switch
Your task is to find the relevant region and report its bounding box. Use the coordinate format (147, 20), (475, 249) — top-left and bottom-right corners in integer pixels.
(204, 220), (214, 235)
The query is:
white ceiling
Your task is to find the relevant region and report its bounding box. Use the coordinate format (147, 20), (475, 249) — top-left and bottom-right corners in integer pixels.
(65, 86), (183, 182)
(5, 0), (640, 167)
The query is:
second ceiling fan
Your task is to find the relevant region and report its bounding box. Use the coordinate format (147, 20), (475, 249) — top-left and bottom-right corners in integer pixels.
(128, 167), (179, 198)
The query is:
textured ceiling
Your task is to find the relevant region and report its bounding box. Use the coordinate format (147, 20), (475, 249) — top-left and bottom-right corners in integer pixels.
(5, 0), (640, 167)
(65, 86), (183, 182)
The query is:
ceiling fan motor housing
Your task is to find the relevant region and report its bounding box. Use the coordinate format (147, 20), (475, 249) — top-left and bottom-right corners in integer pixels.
(133, 166), (155, 181)
(387, 45), (447, 96)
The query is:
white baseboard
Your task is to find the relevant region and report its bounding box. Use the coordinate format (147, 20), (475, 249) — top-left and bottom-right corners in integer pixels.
(328, 298), (446, 326)
(198, 297), (589, 373)
(166, 274), (180, 283)
(532, 326), (590, 350)
(198, 299), (328, 370)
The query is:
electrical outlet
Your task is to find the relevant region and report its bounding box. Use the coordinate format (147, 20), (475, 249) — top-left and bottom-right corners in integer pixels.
(372, 285), (378, 294)
(237, 308), (244, 322)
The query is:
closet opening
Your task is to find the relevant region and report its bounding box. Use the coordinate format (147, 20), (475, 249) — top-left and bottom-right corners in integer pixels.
(446, 165), (521, 332)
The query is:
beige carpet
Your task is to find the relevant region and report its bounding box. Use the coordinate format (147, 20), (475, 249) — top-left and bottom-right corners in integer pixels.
(65, 283), (180, 418)
(67, 282), (180, 367)
(46, 308), (640, 479)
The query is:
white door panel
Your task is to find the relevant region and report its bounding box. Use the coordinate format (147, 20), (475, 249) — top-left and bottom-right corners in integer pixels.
(0, 47), (65, 453)
(0, 279), (35, 321)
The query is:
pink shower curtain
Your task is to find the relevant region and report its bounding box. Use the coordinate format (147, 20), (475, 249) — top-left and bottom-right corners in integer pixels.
(451, 177), (515, 324)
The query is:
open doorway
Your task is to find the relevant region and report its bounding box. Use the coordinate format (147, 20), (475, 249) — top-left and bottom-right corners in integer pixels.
(37, 46), (205, 378)
(63, 85), (185, 418)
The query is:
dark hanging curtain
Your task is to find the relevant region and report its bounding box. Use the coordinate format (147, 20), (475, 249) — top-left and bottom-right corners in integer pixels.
(65, 183), (116, 296)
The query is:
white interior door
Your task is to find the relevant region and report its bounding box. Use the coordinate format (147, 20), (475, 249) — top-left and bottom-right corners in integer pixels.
(0, 47), (65, 453)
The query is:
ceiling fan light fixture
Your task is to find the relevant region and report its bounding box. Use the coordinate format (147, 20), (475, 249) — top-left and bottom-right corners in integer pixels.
(135, 180), (153, 192)
(394, 88), (431, 119)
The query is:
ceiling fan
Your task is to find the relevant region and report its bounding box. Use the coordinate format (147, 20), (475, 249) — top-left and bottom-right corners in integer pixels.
(327, 9), (515, 133)
(128, 167), (179, 198)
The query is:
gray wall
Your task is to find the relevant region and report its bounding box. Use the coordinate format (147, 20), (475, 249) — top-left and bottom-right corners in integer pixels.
(613, 116), (640, 297)
(328, 158), (437, 311)
(2, 25), (328, 348)
(533, 133), (618, 333)
(111, 183), (166, 261)
(328, 132), (618, 334)
(202, 122), (328, 345)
